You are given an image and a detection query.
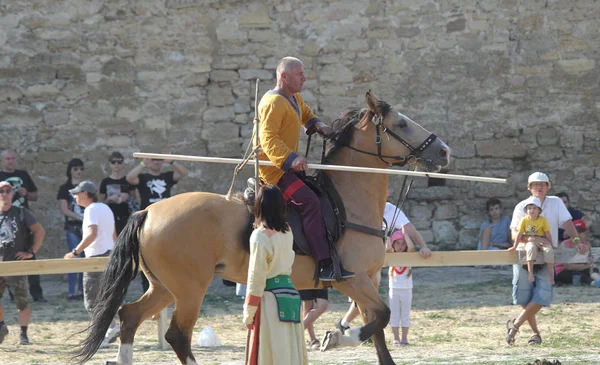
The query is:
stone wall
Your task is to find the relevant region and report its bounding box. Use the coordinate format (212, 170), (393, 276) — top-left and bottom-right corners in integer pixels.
(1, 0), (598, 257)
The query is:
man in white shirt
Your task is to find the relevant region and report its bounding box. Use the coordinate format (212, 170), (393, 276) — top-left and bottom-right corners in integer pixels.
(63, 181), (120, 347)
(506, 172), (587, 346)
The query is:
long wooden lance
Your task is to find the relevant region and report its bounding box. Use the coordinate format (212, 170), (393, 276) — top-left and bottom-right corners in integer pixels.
(133, 152), (507, 184)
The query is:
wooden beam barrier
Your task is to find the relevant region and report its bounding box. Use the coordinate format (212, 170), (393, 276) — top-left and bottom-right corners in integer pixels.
(0, 248), (596, 276)
(384, 248), (599, 267)
(0, 256), (108, 276)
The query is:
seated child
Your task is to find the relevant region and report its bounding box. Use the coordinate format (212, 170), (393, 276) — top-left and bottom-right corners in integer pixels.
(386, 230), (415, 346)
(508, 197), (554, 284)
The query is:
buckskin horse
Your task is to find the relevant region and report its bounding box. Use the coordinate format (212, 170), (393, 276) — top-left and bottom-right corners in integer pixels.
(75, 91), (451, 365)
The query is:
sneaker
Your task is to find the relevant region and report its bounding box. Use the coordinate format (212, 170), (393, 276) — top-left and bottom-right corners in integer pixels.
(33, 297), (48, 303)
(0, 324), (8, 344)
(105, 324), (120, 344)
(320, 264), (356, 281)
(339, 264), (355, 279)
(67, 295), (79, 302)
(19, 333), (31, 345)
(334, 318), (350, 335)
(319, 265), (336, 282)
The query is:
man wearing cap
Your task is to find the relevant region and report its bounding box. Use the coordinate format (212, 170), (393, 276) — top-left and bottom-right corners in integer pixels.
(506, 172), (588, 346)
(63, 181), (120, 347)
(0, 181), (46, 345)
(0, 149), (46, 303)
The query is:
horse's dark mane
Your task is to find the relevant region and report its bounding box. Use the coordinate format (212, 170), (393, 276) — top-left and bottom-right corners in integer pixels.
(323, 100), (392, 163)
(323, 108), (365, 163)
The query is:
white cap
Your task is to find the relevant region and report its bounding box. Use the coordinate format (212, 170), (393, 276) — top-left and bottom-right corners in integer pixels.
(523, 196), (543, 212)
(527, 172), (550, 189)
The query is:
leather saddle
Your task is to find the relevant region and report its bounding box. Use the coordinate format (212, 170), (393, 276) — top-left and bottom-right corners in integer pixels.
(243, 171), (346, 256)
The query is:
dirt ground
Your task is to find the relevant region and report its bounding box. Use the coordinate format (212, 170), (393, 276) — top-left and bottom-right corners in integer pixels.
(0, 266), (599, 365)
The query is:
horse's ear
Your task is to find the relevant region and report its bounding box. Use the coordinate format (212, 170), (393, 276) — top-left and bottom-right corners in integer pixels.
(365, 89), (381, 115)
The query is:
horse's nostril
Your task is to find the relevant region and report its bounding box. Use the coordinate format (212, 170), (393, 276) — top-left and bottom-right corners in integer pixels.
(439, 148), (448, 158)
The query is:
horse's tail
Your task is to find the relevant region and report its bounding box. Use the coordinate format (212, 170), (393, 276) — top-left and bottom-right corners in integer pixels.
(73, 210), (148, 363)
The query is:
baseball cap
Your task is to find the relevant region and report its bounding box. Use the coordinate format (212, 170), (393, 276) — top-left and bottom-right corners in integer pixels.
(69, 180), (98, 194)
(528, 172), (551, 189)
(523, 196), (543, 212)
(391, 230), (405, 242)
(0, 181), (13, 190)
(573, 219), (587, 232)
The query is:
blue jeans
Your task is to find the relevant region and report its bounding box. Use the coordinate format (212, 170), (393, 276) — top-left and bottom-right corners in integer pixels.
(66, 229), (84, 295)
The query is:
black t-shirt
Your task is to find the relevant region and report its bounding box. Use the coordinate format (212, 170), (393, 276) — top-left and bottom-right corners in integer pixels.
(0, 206), (37, 261)
(558, 208), (585, 241)
(133, 172), (177, 210)
(99, 176), (134, 220)
(0, 169), (38, 209)
(56, 181), (84, 230)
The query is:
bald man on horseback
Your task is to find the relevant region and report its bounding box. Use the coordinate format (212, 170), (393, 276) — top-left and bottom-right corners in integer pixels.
(256, 56), (354, 282)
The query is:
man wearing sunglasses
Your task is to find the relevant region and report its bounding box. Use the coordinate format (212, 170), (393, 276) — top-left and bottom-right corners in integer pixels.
(126, 150), (188, 292)
(99, 152), (135, 235)
(0, 181), (46, 345)
(0, 149), (46, 303)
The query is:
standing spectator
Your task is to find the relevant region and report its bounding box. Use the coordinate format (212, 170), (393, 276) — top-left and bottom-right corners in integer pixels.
(508, 197), (554, 284)
(63, 181), (119, 347)
(99, 152), (134, 235)
(243, 184), (307, 365)
(57, 158), (86, 301)
(556, 192), (592, 241)
(506, 172), (587, 346)
(0, 149), (46, 303)
(126, 150), (188, 291)
(386, 230), (414, 346)
(478, 198), (512, 250)
(555, 219), (594, 286)
(0, 181), (46, 345)
(0, 150), (39, 208)
(335, 197), (432, 334)
(299, 289), (329, 350)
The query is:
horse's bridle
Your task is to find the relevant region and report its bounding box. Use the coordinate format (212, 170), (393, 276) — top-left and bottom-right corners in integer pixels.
(340, 111), (438, 167)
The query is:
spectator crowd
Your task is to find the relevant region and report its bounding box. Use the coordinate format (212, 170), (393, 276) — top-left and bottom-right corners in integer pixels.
(0, 148), (187, 346)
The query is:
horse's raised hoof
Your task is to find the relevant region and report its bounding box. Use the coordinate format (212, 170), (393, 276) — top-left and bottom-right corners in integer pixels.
(320, 329), (342, 351)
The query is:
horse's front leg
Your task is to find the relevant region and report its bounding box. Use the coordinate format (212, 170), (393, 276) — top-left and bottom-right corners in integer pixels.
(324, 273), (395, 365)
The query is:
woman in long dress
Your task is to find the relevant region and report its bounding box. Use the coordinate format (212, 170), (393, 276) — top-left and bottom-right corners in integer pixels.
(243, 184), (308, 365)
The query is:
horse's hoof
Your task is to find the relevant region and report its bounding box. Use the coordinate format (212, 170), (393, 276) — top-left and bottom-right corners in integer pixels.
(320, 330), (341, 351)
(105, 361), (118, 365)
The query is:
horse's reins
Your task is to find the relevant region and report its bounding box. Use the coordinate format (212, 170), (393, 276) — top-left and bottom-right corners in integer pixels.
(386, 173), (415, 239)
(304, 109), (431, 240)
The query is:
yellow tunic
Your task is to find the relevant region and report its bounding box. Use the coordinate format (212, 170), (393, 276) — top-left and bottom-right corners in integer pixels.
(257, 90), (320, 185)
(243, 227), (308, 365)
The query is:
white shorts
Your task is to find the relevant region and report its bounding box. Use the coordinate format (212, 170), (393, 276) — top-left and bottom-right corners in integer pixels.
(388, 288), (412, 328)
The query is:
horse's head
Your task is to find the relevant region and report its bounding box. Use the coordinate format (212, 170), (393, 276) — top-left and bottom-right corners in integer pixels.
(363, 91), (451, 172)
